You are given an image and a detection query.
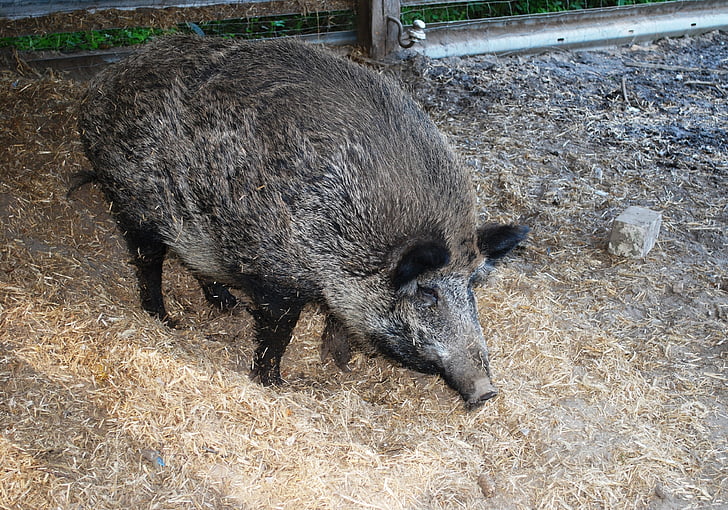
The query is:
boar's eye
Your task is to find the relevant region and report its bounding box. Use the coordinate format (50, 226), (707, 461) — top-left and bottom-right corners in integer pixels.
(417, 285), (439, 307)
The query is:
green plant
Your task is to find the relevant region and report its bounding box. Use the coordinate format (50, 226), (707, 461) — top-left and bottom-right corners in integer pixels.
(0, 27), (173, 52)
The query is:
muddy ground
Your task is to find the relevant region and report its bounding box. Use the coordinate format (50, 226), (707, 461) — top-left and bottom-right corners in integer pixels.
(0, 31), (726, 509)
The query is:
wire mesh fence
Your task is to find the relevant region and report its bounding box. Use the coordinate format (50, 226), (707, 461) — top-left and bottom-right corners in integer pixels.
(1, 0), (678, 52)
(0, 11), (357, 51)
(401, 0), (674, 25)
(188, 10), (356, 39)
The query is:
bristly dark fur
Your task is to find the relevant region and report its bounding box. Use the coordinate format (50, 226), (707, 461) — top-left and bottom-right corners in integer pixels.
(77, 35), (527, 407)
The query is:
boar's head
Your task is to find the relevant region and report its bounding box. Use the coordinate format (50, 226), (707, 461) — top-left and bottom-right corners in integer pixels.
(369, 224), (528, 410)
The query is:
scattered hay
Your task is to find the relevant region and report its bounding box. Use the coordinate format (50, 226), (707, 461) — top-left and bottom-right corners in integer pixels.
(1, 32), (726, 509)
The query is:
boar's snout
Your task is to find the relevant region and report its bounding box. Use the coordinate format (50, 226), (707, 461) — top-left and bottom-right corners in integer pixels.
(464, 377), (499, 410)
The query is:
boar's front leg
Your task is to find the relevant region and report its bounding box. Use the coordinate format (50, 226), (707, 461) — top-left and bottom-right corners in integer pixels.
(249, 296), (303, 386)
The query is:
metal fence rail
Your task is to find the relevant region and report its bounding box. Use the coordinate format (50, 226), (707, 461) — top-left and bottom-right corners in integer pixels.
(417, 0), (728, 57)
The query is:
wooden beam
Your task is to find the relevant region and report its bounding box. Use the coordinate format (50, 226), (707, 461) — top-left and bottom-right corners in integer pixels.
(367, 0), (400, 59)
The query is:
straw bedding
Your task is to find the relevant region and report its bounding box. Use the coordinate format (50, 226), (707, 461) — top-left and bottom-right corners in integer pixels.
(1, 31), (726, 509)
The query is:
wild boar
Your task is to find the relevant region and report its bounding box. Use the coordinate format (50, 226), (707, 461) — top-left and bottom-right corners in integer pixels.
(77, 35), (528, 409)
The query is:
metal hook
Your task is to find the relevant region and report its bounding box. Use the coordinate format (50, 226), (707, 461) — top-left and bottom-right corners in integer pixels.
(387, 17), (427, 49)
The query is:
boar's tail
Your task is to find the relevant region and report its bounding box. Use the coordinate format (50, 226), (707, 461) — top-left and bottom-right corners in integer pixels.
(66, 170), (98, 198)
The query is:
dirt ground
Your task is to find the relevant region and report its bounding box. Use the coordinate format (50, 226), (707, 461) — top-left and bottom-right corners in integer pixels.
(1, 30), (726, 509)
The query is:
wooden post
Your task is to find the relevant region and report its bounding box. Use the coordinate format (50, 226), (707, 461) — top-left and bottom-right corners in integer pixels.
(359, 0), (400, 59)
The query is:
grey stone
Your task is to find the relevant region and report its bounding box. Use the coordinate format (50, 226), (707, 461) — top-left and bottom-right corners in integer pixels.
(608, 206), (662, 258)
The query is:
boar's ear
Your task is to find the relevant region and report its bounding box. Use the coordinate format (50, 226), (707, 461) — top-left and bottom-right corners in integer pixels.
(393, 241), (451, 289)
(478, 224), (529, 261)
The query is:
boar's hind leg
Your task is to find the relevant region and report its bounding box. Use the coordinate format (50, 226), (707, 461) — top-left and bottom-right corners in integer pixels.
(122, 228), (169, 322)
(249, 300), (303, 386)
(197, 278), (238, 310)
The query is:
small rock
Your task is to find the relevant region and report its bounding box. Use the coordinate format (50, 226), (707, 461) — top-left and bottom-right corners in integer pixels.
(608, 206), (662, 258)
(719, 277), (728, 293)
(477, 473), (496, 498)
(141, 449), (165, 467)
(671, 281), (685, 295)
(653, 482), (675, 505)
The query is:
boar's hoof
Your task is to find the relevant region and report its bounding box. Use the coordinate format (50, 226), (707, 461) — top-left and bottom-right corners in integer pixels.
(464, 378), (499, 410)
(200, 280), (238, 310)
(250, 362), (284, 386)
(320, 316), (352, 372)
(159, 315), (179, 329)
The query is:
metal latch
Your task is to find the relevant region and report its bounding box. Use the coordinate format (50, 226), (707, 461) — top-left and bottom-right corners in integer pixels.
(387, 17), (427, 48)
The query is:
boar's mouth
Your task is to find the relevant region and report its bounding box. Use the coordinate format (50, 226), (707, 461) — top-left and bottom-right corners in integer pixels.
(451, 376), (499, 411)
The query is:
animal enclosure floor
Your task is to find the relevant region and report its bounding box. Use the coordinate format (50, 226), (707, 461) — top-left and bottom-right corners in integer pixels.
(1, 31), (726, 509)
